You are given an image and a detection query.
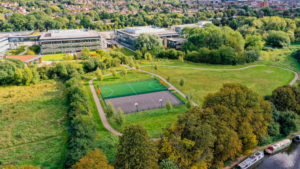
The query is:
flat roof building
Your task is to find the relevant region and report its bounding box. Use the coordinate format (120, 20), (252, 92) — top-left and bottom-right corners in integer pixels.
(115, 26), (180, 50)
(0, 33), (10, 58)
(171, 21), (213, 34)
(39, 29), (104, 55)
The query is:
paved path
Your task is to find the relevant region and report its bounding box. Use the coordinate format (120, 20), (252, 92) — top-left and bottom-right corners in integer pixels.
(88, 64), (299, 142)
(89, 76), (122, 136)
(140, 65), (299, 85)
(19, 46), (29, 55)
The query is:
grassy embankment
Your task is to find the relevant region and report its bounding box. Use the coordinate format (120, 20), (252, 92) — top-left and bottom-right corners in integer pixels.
(0, 80), (68, 169)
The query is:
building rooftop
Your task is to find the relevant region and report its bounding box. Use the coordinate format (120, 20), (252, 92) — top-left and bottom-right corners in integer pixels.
(39, 29), (101, 40)
(117, 27), (179, 37)
(167, 37), (187, 42)
(7, 55), (41, 62)
(0, 33), (11, 39)
(172, 21), (213, 28)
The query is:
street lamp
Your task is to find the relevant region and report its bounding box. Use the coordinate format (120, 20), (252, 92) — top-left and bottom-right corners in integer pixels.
(159, 99), (162, 108)
(135, 103), (138, 112)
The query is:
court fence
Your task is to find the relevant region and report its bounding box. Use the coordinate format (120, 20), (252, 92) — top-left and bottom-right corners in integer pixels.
(97, 78), (157, 87)
(103, 88), (168, 99)
(99, 78), (169, 99)
(123, 102), (184, 114)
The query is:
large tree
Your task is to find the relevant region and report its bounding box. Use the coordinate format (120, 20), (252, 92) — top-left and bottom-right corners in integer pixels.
(113, 125), (158, 169)
(203, 83), (272, 166)
(134, 33), (163, 51)
(270, 85), (300, 112)
(72, 149), (113, 169)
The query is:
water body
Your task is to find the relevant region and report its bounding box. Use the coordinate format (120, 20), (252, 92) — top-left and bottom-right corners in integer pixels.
(250, 143), (300, 169)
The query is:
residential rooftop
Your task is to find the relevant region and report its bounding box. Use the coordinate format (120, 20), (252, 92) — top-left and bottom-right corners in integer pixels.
(39, 29), (101, 40)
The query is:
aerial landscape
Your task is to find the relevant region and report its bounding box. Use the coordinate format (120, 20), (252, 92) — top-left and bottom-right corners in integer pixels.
(1, 0), (300, 168)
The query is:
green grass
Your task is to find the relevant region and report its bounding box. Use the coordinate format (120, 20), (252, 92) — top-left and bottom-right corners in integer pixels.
(42, 54), (65, 61)
(138, 57), (268, 69)
(99, 80), (166, 98)
(141, 66), (295, 106)
(7, 45), (27, 56)
(25, 45), (40, 55)
(120, 47), (135, 57)
(109, 105), (188, 138)
(0, 81), (68, 168)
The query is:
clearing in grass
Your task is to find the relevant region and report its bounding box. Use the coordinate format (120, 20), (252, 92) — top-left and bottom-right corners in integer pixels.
(99, 79), (167, 99)
(0, 80), (68, 168)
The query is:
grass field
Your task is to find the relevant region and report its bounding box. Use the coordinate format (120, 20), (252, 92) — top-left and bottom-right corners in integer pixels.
(109, 105), (188, 138)
(99, 79), (166, 98)
(42, 52), (97, 61)
(120, 47), (135, 57)
(0, 81), (68, 168)
(141, 66), (295, 106)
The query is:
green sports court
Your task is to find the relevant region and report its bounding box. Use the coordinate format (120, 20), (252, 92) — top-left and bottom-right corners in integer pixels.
(99, 80), (167, 99)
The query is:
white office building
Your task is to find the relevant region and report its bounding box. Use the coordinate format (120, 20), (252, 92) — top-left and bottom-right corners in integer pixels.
(0, 33), (10, 57)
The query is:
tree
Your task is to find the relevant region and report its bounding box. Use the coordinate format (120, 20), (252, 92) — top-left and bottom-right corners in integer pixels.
(185, 99), (193, 109)
(81, 47), (91, 60)
(120, 68), (127, 79)
(113, 125), (158, 169)
(73, 53), (78, 60)
(135, 50), (143, 59)
(166, 99), (172, 112)
(14, 69), (23, 85)
(106, 102), (116, 121)
(128, 57), (134, 68)
(245, 35), (265, 50)
(278, 111), (297, 137)
(112, 69), (117, 78)
(31, 68), (40, 84)
(114, 107), (125, 126)
(270, 85), (300, 112)
(136, 62), (140, 70)
(65, 115), (97, 168)
(179, 77), (185, 88)
(266, 30), (290, 48)
(96, 67), (103, 81)
(145, 52), (151, 61)
(134, 33), (163, 50)
(268, 121), (280, 137)
(72, 149), (113, 169)
(22, 67), (33, 86)
(159, 159), (179, 169)
(202, 83), (272, 166)
(3, 165), (40, 169)
(154, 63), (158, 73)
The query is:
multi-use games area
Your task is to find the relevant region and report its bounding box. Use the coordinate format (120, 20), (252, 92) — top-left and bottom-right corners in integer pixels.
(98, 79), (184, 113)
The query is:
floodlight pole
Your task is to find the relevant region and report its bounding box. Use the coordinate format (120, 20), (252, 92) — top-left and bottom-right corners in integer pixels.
(135, 103), (138, 112)
(159, 99), (162, 108)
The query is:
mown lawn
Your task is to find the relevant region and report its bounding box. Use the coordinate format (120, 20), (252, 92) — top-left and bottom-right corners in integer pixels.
(120, 47), (135, 57)
(42, 54), (65, 61)
(109, 105), (188, 138)
(0, 80), (68, 168)
(141, 66), (295, 106)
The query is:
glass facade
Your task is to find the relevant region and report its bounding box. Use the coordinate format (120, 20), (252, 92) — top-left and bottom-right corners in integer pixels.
(116, 31), (136, 50)
(40, 38), (101, 54)
(9, 36), (40, 42)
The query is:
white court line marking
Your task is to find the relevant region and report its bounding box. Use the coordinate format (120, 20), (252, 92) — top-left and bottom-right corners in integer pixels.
(101, 88), (114, 97)
(127, 83), (137, 94)
(149, 81), (162, 89)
